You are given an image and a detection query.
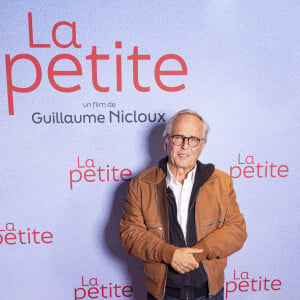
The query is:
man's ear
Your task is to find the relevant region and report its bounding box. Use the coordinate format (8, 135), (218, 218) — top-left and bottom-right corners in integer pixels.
(163, 137), (167, 152)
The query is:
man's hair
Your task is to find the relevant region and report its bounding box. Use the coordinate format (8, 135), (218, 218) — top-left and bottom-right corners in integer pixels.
(162, 109), (210, 140)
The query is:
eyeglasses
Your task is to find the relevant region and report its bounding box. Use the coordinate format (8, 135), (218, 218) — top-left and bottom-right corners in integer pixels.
(168, 135), (206, 147)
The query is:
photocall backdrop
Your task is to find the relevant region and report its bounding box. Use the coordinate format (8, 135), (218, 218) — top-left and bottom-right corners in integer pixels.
(0, 1), (299, 300)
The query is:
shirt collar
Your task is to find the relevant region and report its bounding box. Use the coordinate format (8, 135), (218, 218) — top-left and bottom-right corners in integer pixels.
(166, 163), (197, 187)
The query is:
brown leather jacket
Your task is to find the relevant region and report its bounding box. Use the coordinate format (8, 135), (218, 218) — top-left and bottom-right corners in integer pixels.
(120, 163), (247, 299)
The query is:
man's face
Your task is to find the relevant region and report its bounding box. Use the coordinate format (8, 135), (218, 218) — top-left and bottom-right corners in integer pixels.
(164, 114), (206, 174)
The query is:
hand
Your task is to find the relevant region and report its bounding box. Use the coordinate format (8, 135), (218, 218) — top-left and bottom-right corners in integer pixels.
(191, 241), (209, 262)
(171, 248), (203, 274)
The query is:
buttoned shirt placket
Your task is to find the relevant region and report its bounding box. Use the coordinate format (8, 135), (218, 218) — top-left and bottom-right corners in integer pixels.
(166, 164), (196, 241)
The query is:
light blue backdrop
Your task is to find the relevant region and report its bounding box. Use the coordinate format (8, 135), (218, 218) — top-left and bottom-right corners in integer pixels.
(0, 1), (299, 299)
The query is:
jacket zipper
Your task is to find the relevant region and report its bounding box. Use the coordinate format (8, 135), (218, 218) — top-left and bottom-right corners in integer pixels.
(202, 262), (212, 299)
(192, 186), (212, 298)
(207, 220), (224, 227)
(154, 184), (167, 300)
(146, 226), (163, 230)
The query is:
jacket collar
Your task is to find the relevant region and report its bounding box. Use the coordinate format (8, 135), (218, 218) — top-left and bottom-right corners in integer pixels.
(138, 156), (215, 185)
(160, 156), (215, 186)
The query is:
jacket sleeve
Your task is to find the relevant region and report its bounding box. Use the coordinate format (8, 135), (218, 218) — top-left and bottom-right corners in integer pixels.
(120, 177), (177, 264)
(193, 174), (247, 260)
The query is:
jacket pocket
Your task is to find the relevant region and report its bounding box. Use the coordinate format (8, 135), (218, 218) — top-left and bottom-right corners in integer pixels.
(198, 218), (225, 238)
(206, 219), (224, 228)
(146, 225), (163, 238)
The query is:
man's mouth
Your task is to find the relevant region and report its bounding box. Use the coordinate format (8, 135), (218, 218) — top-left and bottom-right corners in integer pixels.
(178, 154), (189, 158)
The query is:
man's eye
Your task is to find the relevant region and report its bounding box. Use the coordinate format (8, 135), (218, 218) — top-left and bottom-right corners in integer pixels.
(190, 137), (198, 142)
(174, 136), (182, 140)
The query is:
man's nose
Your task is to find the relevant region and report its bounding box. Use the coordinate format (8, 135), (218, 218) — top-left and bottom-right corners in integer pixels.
(181, 137), (190, 149)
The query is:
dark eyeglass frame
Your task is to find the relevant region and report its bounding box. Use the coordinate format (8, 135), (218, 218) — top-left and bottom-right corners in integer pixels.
(168, 135), (206, 147)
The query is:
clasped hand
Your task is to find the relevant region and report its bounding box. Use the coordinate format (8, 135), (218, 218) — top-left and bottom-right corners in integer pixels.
(171, 248), (203, 274)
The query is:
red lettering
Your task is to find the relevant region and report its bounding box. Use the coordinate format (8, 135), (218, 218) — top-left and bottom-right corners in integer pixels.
(278, 165), (288, 177)
(225, 281), (237, 299)
(32, 229), (40, 244)
(88, 287), (99, 299)
(52, 21), (81, 48)
(238, 280), (249, 292)
(41, 231), (53, 243)
(233, 269), (239, 280)
(120, 169), (132, 181)
(48, 54), (82, 92)
(112, 166), (120, 182)
(155, 54), (187, 91)
(28, 12), (50, 48)
(243, 166), (254, 178)
(86, 46), (110, 92)
(256, 163), (264, 178)
(263, 277), (271, 291)
(271, 279), (282, 290)
(122, 286), (133, 297)
(230, 166), (241, 178)
(127, 46), (150, 92)
(97, 167), (106, 182)
(5, 53), (42, 115)
(115, 41), (122, 91)
(238, 153), (244, 164)
(70, 169), (82, 190)
(5, 233), (17, 245)
(84, 169), (96, 182)
(81, 276), (89, 286)
(270, 163), (277, 177)
(77, 157), (85, 168)
(18, 230), (26, 244)
(74, 288), (86, 300)
(250, 278), (258, 291)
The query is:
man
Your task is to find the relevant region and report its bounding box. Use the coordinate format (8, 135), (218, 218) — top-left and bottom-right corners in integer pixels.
(120, 109), (247, 300)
